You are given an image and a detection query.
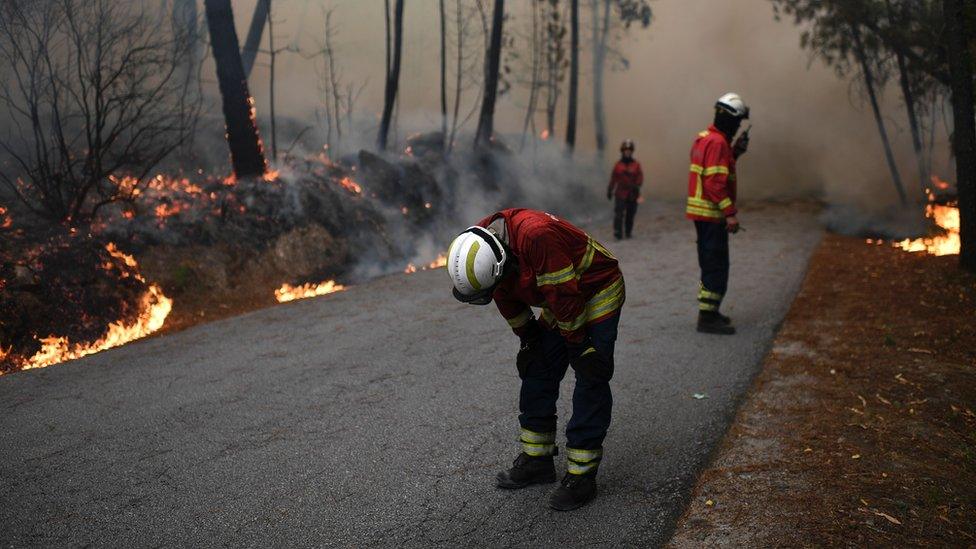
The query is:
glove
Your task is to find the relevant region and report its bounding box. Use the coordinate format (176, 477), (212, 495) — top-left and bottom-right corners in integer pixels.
(733, 134), (749, 158)
(567, 338), (613, 383)
(516, 320), (546, 379)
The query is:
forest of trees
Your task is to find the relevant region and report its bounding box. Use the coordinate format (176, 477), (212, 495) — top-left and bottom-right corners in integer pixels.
(0, 0), (973, 268)
(772, 0), (975, 269)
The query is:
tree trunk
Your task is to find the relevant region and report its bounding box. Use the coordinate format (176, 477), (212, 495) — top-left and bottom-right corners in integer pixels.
(565, 0), (579, 152)
(204, 0), (266, 179)
(591, 0), (611, 155)
(885, 0), (927, 196)
(377, 0), (404, 152)
(448, 0), (465, 154)
(240, 0), (270, 79)
(267, 5), (277, 162)
(851, 24), (907, 205)
(440, 0), (448, 148)
(520, 1), (542, 150)
(944, 0), (976, 271)
(475, 0), (504, 148)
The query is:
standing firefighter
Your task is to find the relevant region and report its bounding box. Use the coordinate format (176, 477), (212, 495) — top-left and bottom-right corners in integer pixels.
(447, 209), (624, 511)
(607, 139), (644, 240)
(687, 92), (750, 335)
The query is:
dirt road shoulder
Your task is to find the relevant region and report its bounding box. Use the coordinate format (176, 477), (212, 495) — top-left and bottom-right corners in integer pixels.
(669, 234), (976, 547)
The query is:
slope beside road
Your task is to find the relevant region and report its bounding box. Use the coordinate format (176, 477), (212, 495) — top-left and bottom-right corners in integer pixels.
(0, 201), (821, 547)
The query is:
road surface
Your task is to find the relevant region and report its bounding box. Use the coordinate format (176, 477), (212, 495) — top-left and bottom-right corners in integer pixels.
(1, 201), (821, 547)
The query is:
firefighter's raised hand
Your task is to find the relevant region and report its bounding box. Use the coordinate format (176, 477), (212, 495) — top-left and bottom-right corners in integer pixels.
(733, 134), (749, 158)
(726, 215), (740, 234)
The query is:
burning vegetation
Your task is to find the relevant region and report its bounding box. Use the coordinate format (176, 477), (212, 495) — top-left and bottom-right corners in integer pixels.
(866, 179), (961, 257)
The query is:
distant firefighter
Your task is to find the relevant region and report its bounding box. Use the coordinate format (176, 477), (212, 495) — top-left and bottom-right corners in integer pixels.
(606, 139), (643, 240)
(447, 209), (624, 511)
(687, 92), (750, 335)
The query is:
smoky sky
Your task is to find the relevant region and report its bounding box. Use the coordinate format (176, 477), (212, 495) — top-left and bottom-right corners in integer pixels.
(219, 0), (950, 210)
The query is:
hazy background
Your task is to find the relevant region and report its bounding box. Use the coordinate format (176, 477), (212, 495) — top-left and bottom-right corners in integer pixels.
(208, 0), (953, 210)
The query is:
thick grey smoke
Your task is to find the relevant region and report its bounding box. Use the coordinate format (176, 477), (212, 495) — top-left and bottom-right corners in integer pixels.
(219, 0), (951, 218)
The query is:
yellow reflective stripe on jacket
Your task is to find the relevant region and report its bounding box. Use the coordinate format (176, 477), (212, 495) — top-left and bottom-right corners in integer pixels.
(506, 309), (533, 329)
(718, 197), (733, 210)
(536, 264), (576, 286)
(520, 428), (556, 444)
(556, 311), (588, 332)
(689, 163), (704, 175)
(546, 277), (625, 333)
(535, 237), (613, 287)
(703, 165), (729, 176)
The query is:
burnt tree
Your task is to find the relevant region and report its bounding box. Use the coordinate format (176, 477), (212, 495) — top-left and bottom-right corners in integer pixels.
(565, 0), (579, 152)
(204, 0), (267, 178)
(378, 0), (404, 151)
(944, 0), (976, 270)
(241, 0), (271, 79)
(475, 0), (505, 148)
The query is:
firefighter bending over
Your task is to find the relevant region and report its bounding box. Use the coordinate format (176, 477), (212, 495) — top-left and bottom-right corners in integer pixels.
(686, 92), (750, 335)
(447, 209), (624, 511)
(606, 139), (643, 240)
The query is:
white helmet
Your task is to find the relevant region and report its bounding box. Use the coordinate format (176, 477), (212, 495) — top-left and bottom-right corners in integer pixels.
(715, 92), (750, 119)
(447, 226), (508, 305)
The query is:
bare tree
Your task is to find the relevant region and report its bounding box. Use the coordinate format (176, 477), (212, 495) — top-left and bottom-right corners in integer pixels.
(543, 0), (568, 139)
(0, 0), (199, 225)
(378, 0), (404, 151)
(565, 0), (579, 152)
(441, 0), (449, 146)
(519, 1), (545, 149)
(851, 22), (908, 205)
(475, 0), (506, 148)
(241, 0), (271, 79)
(204, 0), (267, 179)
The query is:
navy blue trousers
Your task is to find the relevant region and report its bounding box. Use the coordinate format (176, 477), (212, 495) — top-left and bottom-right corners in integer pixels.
(694, 220), (729, 309)
(518, 313), (619, 450)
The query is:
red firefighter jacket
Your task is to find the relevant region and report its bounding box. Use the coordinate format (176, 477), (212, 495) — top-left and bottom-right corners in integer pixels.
(477, 209), (624, 344)
(608, 159), (643, 201)
(686, 124), (737, 222)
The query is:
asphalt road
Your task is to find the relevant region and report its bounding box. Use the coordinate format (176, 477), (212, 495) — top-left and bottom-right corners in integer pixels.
(0, 201), (821, 547)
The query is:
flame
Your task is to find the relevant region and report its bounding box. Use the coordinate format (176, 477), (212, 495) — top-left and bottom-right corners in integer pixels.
(18, 284), (172, 371)
(404, 253), (447, 274)
(10, 244), (171, 372)
(274, 279), (346, 303)
(338, 177), (362, 194)
(540, 129), (550, 140)
(263, 169), (279, 182)
(0, 206), (11, 228)
(154, 203), (184, 219)
(892, 189), (960, 256)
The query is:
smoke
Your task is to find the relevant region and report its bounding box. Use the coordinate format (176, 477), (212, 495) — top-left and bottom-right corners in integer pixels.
(219, 0), (951, 221)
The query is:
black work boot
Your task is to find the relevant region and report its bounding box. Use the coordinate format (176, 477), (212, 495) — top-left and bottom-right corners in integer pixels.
(496, 452), (557, 489)
(716, 312), (732, 325)
(697, 311), (736, 335)
(548, 473), (598, 511)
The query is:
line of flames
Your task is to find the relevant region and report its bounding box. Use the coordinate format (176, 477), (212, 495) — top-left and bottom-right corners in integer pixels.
(867, 186), (960, 256)
(275, 280), (346, 303)
(7, 244), (172, 373)
(274, 253), (448, 303)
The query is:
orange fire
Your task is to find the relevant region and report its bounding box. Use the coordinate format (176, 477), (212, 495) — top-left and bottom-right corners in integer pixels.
(154, 203), (184, 219)
(0, 206), (11, 228)
(274, 279), (346, 303)
(893, 188), (960, 256)
(404, 253), (447, 274)
(10, 244), (172, 372)
(338, 177), (362, 194)
(263, 169), (280, 182)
